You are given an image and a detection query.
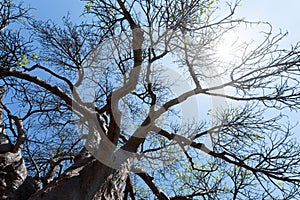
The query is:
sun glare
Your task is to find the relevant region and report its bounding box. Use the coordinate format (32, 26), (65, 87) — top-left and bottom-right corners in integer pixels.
(216, 42), (234, 63)
(215, 32), (241, 65)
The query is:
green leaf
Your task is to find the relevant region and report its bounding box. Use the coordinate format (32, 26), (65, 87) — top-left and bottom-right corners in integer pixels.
(85, 4), (91, 11)
(183, 38), (188, 44)
(20, 54), (26, 60)
(17, 61), (22, 67)
(208, 0), (215, 8)
(234, 107), (240, 112)
(19, 55), (29, 66)
(31, 53), (38, 61)
(107, 9), (115, 16)
(253, 133), (264, 140)
(226, 113), (232, 117)
(276, 181), (284, 187)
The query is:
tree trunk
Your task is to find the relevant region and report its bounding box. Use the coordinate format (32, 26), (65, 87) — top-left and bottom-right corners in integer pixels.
(0, 87), (33, 200)
(28, 158), (131, 200)
(0, 87), (131, 200)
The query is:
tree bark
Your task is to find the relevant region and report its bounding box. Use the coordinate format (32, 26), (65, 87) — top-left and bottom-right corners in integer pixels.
(28, 158), (131, 200)
(0, 87), (33, 199)
(0, 86), (132, 200)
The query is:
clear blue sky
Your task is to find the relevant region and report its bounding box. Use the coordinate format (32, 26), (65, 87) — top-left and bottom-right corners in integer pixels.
(238, 0), (300, 45)
(27, 0), (85, 22)
(27, 0), (300, 44)
(27, 0), (300, 40)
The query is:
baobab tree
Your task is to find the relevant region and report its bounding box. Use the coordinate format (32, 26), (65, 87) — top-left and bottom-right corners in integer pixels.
(1, 0), (300, 199)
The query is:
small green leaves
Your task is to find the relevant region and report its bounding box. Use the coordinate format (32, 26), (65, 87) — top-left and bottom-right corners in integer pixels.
(234, 107), (240, 112)
(208, 0), (215, 8)
(17, 61), (23, 67)
(85, 4), (91, 12)
(252, 133), (264, 140)
(225, 113), (233, 117)
(183, 38), (188, 45)
(20, 54), (27, 61)
(276, 181), (284, 187)
(85, 0), (96, 12)
(107, 9), (115, 16)
(17, 54), (29, 67)
(31, 53), (38, 61)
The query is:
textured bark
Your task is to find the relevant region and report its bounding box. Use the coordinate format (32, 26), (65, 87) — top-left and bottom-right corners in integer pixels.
(28, 158), (131, 200)
(0, 151), (28, 199)
(0, 85), (132, 200)
(92, 159), (132, 200)
(0, 87), (131, 200)
(0, 87), (36, 199)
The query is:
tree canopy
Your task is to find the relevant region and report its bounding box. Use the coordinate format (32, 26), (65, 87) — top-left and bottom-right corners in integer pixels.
(1, 0), (300, 199)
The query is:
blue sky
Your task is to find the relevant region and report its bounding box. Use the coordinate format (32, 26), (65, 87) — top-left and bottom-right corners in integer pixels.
(238, 0), (300, 45)
(25, 0), (300, 139)
(26, 0), (300, 49)
(239, 0), (300, 139)
(27, 0), (85, 22)
(27, 0), (300, 44)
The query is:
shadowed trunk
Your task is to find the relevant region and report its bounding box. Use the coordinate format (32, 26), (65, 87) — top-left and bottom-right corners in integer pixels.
(28, 157), (131, 200)
(0, 87), (131, 199)
(0, 87), (30, 199)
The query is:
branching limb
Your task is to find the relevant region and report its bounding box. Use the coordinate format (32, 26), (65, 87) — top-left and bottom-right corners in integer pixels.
(135, 170), (169, 200)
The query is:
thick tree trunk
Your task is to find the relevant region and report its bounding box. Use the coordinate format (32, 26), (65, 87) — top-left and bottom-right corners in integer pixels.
(28, 158), (131, 200)
(0, 147), (130, 200)
(0, 87), (131, 200)
(0, 151), (28, 199)
(0, 87), (35, 200)
(1, 139), (130, 200)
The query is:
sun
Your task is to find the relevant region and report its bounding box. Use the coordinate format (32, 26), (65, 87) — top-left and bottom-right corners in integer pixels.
(216, 42), (234, 63)
(215, 33), (240, 64)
